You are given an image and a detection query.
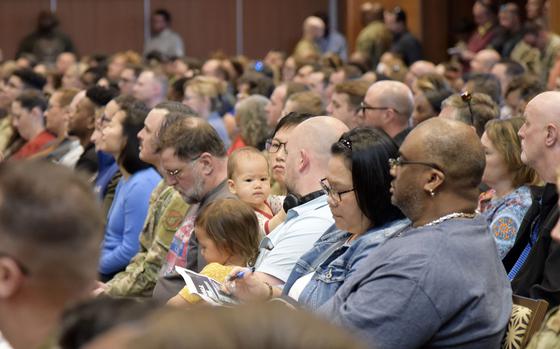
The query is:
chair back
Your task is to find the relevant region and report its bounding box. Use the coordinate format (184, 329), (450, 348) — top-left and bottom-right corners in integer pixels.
(502, 295), (549, 349)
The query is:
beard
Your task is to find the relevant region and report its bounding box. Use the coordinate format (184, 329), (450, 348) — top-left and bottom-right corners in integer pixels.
(391, 182), (424, 223)
(181, 173), (205, 205)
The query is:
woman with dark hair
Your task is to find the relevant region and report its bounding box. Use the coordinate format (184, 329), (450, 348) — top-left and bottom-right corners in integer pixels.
(97, 99), (161, 280)
(227, 127), (407, 310)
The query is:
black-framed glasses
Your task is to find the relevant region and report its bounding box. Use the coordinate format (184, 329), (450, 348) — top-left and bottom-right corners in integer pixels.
(0, 252), (30, 276)
(359, 101), (389, 115)
(461, 91), (475, 126)
(266, 139), (288, 154)
(388, 156), (445, 173)
(165, 154), (201, 178)
(320, 178), (355, 203)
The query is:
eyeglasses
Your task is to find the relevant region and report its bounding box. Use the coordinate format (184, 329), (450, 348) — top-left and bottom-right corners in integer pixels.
(266, 139), (288, 154)
(388, 156), (445, 173)
(320, 178), (355, 203)
(359, 101), (390, 115)
(165, 155), (201, 178)
(0, 252), (30, 275)
(461, 91), (475, 126)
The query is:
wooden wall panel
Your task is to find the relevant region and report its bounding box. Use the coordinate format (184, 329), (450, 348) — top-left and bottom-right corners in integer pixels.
(243, 0), (330, 59)
(57, 0), (144, 56)
(421, 0), (449, 63)
(0, 0), (50, 60)
(151, 0), (236, 58)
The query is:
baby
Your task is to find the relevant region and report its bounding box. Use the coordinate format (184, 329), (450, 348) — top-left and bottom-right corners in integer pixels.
(228, 147), (286, 236)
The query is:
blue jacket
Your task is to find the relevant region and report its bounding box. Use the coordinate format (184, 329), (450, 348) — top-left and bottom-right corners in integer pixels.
(283, 219), (409, 310)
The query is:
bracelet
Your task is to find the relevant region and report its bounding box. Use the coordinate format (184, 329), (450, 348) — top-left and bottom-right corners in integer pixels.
(263, 281), (274, 300)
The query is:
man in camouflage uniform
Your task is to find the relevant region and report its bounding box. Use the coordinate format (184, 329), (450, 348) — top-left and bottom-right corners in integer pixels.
(95, 102), (193, 297)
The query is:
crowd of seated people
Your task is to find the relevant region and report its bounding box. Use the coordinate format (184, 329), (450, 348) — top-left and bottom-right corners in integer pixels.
(1, 0), (560, 348)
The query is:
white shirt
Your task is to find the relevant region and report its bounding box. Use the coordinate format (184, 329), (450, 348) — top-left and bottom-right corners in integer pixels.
(255, 195), (334, 283)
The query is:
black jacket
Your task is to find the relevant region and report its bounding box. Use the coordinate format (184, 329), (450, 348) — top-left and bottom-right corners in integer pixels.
(503, 183), (560, 307)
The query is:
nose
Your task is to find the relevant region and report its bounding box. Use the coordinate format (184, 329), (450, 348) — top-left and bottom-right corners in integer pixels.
(389, 165), (397, 178)
(165, 175), (177, 186)
(326, 102), (333, 115)
(518, 124), (525, 138)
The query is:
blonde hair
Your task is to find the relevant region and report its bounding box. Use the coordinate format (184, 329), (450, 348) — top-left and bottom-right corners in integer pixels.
(227, 146), (269, 180)
(235, 95), (270, 148)
(185, 76), (226, 111)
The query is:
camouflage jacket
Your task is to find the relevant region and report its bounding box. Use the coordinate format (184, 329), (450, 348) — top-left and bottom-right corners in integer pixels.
(526, 306), (560, 349)
(105, 180), (188, 297)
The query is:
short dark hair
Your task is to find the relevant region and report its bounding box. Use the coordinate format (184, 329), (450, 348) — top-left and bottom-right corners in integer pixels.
(271, 112), (315, 137)
(159, 118), (227, 161)
(13, 68), (47, 90)
(498, 59), (525, 78)
(118, 99), (153, 174)
(86, 85), (119, 107)
(15, 90), (48, 112)
(154, 8), (171, 23)
(331, 128), (404, 228)
(0, 161), (103, 288)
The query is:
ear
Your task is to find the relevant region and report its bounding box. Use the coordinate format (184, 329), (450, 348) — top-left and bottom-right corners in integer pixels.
(545, 123), (558, 147)
(227, 179), (237, 195)
(298, 149), (309, 173)
(383, 109), (397, 125)
(423, 169), (445, 196)
(0, 258), (24, 298)
(31, 106), (42, 120)
(198, 152), (213, 176)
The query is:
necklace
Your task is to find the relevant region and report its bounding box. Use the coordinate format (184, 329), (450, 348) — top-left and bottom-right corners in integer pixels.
(420, 212), (476, 228)
(395, 212), (476, 238)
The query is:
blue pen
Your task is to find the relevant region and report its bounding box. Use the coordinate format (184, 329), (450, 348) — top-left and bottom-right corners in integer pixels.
(229, 266), (255, 281)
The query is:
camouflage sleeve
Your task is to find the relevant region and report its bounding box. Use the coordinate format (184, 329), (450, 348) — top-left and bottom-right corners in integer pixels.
(105, 190), (188, 297)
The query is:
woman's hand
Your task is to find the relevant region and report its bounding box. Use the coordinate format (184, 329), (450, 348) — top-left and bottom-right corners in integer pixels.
(223, 267), (271, 302)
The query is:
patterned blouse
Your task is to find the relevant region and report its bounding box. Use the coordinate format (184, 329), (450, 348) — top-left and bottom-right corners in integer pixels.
(479, 186), (533, 259)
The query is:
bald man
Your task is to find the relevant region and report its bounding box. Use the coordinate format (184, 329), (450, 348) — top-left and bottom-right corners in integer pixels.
(504, 91), (560, 307)
(404, 60), (436, 89)
(254, 116), (349, 286)
(470, 49), (501, 73)
(360, 80), (413, 145)
(320, 117), (511, 348)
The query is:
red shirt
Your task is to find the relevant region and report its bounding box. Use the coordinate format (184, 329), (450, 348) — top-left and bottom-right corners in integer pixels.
(11, 130), (56, 160)
(227, 135), (247, 155)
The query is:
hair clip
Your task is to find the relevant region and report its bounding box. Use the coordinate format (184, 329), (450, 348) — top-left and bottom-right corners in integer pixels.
(339, 137), (352, 151)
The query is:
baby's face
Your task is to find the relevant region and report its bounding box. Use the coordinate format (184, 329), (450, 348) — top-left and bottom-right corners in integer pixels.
(230, 155), (271, 209)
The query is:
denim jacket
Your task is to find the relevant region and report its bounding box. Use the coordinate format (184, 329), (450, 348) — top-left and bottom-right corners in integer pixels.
(283, 219), (409, 310)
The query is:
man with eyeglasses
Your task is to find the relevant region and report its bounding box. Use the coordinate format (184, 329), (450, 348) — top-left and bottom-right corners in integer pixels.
(360, 80), (413, 146)
(0, 161), (104, 349)
(152, 117), (234, 302)
(251, 116), (348, 288)
(320, 117), (511, 348)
